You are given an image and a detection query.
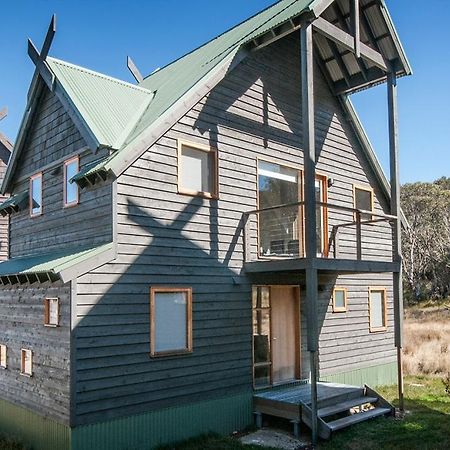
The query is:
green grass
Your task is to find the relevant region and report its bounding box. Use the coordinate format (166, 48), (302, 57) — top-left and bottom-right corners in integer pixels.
(319, 375), (450, 450)
(0, 435), (26, 450)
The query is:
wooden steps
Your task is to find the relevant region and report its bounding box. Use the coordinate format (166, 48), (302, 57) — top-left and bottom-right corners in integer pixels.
(318, 396), (378, 418)
(327, 407), (392, 432)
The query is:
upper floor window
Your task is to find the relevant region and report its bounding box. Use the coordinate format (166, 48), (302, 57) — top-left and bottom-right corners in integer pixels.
(150, 287), (193, 357)
(30, 173), (43, 217)
(369, 288), (387, 332)
(20, 349), (33, 376)
(0, 344), (7, 369)
(64, 157), (79, 207)
(178, 140), (218, 198)
(353, 185), (374, 221)
(332, 287), (348, 313)
(44, 298), (60, 327)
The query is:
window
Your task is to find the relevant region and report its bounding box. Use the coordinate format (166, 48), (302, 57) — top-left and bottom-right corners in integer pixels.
(332, 287), (347, 313)
(369, 288), (387, 332)
(44, 298), (60, 327)
(0, 344), (7, 369)
(353, 185), (374, 221)
(64, 157), (79, 207)
(150, 287), (192, 356)
(258, 160), (301, 257)
(315, 175), (328, 256)
(20, 349), (33, 376)
(178, 141), (218, 198)
(30, 173), (43, 217)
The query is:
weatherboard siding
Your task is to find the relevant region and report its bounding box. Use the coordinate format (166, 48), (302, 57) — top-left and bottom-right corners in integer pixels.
(0, 281), (71, 424)
(0, 160), (8, 261)
(73, 33), (394, 424)
(8, 87), (113, 258)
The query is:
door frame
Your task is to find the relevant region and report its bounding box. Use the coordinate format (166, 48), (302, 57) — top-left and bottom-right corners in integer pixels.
(252, 285), (301, 389)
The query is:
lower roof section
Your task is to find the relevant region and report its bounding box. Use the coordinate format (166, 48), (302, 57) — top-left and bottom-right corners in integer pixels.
(0, 242), (115, 286)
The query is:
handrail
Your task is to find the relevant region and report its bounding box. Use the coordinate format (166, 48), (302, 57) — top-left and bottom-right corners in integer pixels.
(245, 201), (397, 222)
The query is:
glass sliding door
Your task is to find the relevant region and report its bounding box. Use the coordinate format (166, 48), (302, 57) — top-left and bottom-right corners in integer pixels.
(258, 161), (301, 258)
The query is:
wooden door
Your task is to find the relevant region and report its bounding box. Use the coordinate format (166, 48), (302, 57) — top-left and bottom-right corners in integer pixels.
(271, 286), (299, 383)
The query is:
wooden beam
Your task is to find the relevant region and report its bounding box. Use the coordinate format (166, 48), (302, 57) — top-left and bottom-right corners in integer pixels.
(0, 107), (7, 121)
(40, 14), (56, 61)
(387, 72), (404, 412)
(313, 17), (387, 71)
(127, 56), (144, 83)
(27, 39), (55, 89)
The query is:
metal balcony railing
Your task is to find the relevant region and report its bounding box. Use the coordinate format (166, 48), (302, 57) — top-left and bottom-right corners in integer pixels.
(243, 201), (398, 263)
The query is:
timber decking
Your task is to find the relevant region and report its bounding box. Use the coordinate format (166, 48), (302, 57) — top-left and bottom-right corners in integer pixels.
(253, 382), (393, 439)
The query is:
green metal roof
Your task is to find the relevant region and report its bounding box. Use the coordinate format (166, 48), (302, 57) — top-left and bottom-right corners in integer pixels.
(47, 58), (155, 150)
(0, 242), (113, 285)
(0, 190), (28, 216)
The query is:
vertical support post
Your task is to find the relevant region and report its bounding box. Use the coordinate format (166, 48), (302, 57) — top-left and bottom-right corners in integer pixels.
(301, 22), (319, 445)
(356, 211), (362, 260)
(243, 213), (252, 263)
(388, 72), (404, 412)
(351, 0), (361, 58)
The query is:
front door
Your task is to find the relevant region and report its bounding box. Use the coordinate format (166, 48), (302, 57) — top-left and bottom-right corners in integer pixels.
(253, 285), (300, 388)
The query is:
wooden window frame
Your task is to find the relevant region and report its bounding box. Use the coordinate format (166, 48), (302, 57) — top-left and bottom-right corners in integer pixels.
(20, 348), (33, 377)
(44, 297), (60, 327)
(353, 184), (374, 221)
(315, 174), (329, 257)
(368, 287), (388, 332)
(0, 344), (7, 369)
(332, 287), (348, 313)
(177, 139), (219, 199)
(29, 172), (43, 218)
(150, 287), (193, 357)
(63, 156), (79, 208)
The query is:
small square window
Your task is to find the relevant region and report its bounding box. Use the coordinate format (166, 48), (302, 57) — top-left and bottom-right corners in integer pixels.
(178, 141), (218, 198)
(30, 173), (43, 217)
(64, 157), (79, 207)
(0, 344), (7, 369)
(21, 349), (33, 376)
(44, 298), (60, 327)
(332, 288), (347, 312)
(353, 185), (373, 222)
(150, 287), (193, 357)
(369, 288), (387, 332)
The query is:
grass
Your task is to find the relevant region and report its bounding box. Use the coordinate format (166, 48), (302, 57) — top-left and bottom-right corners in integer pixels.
(0, 436), (26, 450)
(318, 375), (450, 450)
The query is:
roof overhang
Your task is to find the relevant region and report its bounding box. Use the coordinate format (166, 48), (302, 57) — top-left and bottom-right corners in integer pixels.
(0, 190), (28, 216)
(0, 242), (115, 286)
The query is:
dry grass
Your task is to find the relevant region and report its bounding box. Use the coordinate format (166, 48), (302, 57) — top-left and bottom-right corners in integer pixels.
(403, 303), (450, 377)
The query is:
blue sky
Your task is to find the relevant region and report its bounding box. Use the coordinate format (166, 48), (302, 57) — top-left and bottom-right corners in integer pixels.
(0, 0), (448, 183)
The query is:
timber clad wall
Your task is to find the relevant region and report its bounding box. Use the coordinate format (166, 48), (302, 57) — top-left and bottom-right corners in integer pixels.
(0, 282), (71, 424)
(9, 88), (113, 258)
(0, 160), (8, 261)
(74, 33), (395, 424)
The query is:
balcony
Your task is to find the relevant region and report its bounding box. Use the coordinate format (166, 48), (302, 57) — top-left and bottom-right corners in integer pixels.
(243, 201), (401, 274)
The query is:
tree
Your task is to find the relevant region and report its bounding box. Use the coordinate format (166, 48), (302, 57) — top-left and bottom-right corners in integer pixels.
(401, 179), (450, 302)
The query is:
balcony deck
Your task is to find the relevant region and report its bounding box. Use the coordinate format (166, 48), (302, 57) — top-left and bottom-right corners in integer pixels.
(244, 257), (400, 274)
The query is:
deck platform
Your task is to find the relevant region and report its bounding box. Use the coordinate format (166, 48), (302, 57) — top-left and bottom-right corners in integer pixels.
(253, 382), (393, 439)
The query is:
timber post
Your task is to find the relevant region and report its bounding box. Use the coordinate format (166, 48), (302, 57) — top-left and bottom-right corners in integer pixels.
(300, 21), (319, 445)
(387, 72), (404, 412)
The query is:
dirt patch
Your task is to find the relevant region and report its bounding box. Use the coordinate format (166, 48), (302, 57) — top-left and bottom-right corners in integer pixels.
(240, 429), (310, 450)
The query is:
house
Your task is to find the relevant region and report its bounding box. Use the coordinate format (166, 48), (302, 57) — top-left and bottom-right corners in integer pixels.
(0, 108), (12, 261)
(0, 1), (411, 449)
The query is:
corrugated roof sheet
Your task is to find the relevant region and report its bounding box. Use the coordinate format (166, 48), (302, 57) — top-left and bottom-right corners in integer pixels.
(0, 242), (112, 278)
(0, 190), (28, 215)
(47, 58), (155, 149)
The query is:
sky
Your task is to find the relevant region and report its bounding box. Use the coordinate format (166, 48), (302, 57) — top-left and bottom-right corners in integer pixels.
(0, 0), (449, 184)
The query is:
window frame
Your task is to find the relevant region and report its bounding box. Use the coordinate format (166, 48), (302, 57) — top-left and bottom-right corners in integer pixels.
(63, 156), (79, 207)
(332, 287), (348, 313)
(20, 348), (33, 377)
(315, 174), (329, 257)
(29, 172), (43, 217)
(368, 287), (388, 332)
(44, 297), (60, 327)
(353, 184), (374, 221)
(150, 287), (193, 357)
(0, 344), (7, 369)
(177, 139), (219, 199)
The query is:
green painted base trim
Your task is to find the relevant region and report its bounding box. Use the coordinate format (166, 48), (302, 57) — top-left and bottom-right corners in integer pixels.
(0, 397), (70, 450)
(72, 390), (253, 450)
(320, 361), (398, 387)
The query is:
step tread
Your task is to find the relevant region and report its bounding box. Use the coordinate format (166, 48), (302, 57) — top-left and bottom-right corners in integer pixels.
(327, 407), (391, 431)
(318, 396), (379, 418)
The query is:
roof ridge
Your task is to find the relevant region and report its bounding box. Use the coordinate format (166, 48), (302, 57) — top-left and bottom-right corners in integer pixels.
(140, 0), (299, 83)
(47, 57), (153, 94)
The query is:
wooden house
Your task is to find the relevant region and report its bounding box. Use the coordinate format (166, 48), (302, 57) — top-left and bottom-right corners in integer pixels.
(0, 1), (411, 449)
(0, 108), (12, 261)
